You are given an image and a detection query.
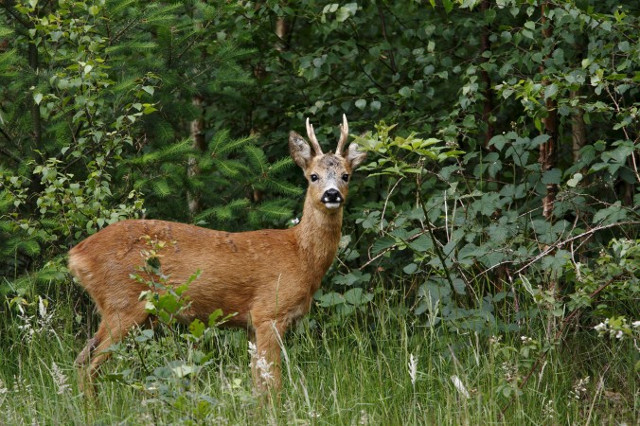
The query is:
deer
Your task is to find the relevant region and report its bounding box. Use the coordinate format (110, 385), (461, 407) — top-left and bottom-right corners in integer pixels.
(69, 115), (366, 394)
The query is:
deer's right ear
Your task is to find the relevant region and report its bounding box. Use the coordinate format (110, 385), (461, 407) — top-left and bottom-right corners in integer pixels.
(289, 131), (313, 169)
(345, 143), (367, 170)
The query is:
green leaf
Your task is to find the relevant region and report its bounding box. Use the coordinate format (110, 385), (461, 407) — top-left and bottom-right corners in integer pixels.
(408, 234), (431, 252)
(344, 288), (363, 305)
(317, 292), (345, 307)
(541, 169), (561, 185)
(172, 364), (195, 378)
(530, 134), (551, 147)
(544, 83), (558, 100)
(398, 86), (411, 98)
(336, 3), (357, 22)
(403, 263), (418, 274)
(134, 329), (154, 343)
(451, 278), (466, 295)
(189, 319), (205, 338)
(371, 236), (396, 254)
(566, 173), (582, 188)
(592, 202), (627, 225)
(488, 134), (508, 151)
(208, 308), (224, 326)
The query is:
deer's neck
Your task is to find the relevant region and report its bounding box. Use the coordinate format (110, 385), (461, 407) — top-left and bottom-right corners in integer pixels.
(294, 196), (343, 283)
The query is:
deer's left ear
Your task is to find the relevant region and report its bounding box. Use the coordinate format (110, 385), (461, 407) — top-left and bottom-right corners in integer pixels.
(345, 143), (367, 170)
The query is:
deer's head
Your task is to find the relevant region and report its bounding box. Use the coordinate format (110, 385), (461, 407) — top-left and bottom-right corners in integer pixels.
(289, 115), (366, 213)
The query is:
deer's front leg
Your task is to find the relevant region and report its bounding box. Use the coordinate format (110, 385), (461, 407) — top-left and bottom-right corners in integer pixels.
(251, 320), (285, 393)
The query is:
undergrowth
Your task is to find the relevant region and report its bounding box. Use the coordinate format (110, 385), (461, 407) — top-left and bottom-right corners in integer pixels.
(0, 282), (636, 425)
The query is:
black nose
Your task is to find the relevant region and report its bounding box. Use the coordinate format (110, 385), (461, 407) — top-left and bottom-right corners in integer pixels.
(322, 189), (343, 204)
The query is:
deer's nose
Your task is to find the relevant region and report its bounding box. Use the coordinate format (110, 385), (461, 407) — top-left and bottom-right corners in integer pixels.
(322, 188), (343, 204)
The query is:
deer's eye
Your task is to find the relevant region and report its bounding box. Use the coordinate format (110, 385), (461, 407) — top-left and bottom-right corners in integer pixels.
(342, 173), (350, 182)
(310, 174), (319, 182)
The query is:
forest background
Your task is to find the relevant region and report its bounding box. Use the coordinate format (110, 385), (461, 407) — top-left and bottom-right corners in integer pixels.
(0, 0), (639, 423)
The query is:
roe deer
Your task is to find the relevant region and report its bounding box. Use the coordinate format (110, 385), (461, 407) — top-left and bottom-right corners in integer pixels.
(69, 115), (366, 393)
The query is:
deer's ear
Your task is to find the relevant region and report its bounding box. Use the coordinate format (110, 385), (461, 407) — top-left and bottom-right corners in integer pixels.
(289, 131), (313, 169)
(345, 143), (367, 170)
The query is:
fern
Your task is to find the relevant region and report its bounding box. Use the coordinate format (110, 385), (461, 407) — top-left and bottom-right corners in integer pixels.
(264, 178), (304, 196)
(244, 145), (268, 174)
(152, 179), (171, 198)
(207, 67), (255, 92)
(4, 239), (41, 258)
(109, 0), (139, 15)
(212, 158), (250, 178)
(256, 199), (294, 221)
(269, 157), (296, 174)
(196, 198), (250, 222)
(153, 120), (177, 144)
(126, 140), (192, 166)
(0, 24), (15, 38)
(105, 41), (158, 55)
(210, 132), (255, 156)
(197, 156), (214, 171)
(108, 78), (140, 98)
(143, 3), (183, 25)
(0, 49), (19, 75)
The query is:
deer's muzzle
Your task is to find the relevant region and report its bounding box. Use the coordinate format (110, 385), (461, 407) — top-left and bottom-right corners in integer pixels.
(321, 188), (343, 209)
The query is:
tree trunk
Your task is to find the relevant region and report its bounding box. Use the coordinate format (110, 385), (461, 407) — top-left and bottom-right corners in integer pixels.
(540, 2), (557, 221)
(29, 38), (42, 149)
(187, 95), (205, 216)
(275, 16), (287, 52)
(480, 0), (494, 148)
(571, 91), (586, 163)
(539, 1), (559, 337)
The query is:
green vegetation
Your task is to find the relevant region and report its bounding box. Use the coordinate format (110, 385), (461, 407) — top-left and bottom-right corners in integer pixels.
(2, 287), (636, 423)
(1, 0), (639, 423)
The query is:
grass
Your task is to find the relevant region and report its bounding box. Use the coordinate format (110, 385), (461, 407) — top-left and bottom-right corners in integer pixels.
(0, 286), (638, 425)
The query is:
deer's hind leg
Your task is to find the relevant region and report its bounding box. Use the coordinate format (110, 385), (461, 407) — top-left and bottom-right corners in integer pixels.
(76, 304), (150, 395)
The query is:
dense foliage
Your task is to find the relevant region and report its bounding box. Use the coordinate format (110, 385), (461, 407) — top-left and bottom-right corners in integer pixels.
(1, 0), (639, 421)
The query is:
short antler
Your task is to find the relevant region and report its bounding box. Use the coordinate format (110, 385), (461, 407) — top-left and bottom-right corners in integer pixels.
(305, 118), (323, 155)
(336, 114), (349, 156)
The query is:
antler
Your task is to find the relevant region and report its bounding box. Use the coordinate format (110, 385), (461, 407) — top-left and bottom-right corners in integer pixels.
(335, 114), (349, 156)
(305, 118), (323, 155)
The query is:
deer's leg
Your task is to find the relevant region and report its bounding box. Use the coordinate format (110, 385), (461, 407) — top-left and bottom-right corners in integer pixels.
(76, 307), (149, 395)
(76, 320), (110, 395)
(76, 336), (98, 367)
(251, 320), (286, 392)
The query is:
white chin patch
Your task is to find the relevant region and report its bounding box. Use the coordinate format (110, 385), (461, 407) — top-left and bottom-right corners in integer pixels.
(324, 202), (342, 210)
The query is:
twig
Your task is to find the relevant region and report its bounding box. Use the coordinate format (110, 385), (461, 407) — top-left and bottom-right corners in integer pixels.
(419, 196), (457, 293)
(359, 229), (429, 270)
(376, 1), (397, 74)
(1, 3), (31, 29)
(0, 144), (22, 163)
(513, 220), (640, 275)
(380, 177), (403, 232)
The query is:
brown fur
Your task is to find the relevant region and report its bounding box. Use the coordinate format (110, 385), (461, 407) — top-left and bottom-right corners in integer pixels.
(69, 116), (366, 394)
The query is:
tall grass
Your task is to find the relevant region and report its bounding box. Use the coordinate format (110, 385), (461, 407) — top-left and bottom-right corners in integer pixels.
(0, 285), (637, 424)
